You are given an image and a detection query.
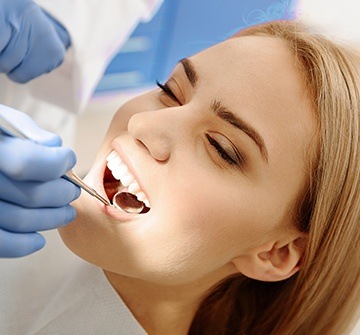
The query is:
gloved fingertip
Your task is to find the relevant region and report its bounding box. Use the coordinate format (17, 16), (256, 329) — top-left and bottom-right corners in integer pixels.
(7, 72), (31, 84)
(43, 133), (62, 147)
(65, 149), (77, 169)
(31, 132), (62, 147)
(73, 186), (81, 201)
(47, 54), (65, 74)
(33, 234), (46, 252)
(65, 206), (77, 224)
(56, 27), (71, 50)
(0, 104), (62, 147)
(42, 9), (71, 49)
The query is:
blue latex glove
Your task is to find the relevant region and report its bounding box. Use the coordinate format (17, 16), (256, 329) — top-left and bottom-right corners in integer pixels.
(0, 0), (71, 83)
(0, 105), (80, 258)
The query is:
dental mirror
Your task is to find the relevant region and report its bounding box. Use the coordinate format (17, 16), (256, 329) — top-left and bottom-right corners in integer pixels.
(112, 191), (145, 214)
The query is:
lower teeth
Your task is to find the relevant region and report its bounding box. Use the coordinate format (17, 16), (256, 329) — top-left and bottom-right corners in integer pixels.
(112, 191), (144, 214)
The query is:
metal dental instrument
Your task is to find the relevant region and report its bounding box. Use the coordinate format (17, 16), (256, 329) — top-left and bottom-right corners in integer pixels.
(0, 114), (110, 206)
(61, 171), (110, 206)
(112, 191), (144, 214)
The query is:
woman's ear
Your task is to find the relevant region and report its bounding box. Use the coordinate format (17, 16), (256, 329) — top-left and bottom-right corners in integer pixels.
(231, 236), (307, 282)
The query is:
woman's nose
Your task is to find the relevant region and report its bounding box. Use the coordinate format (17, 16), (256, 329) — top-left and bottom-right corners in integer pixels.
(127, 110), (173, 162)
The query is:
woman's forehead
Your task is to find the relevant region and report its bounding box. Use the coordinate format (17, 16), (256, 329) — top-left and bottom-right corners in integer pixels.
(188, 35), (303, 111)
(192, 35), (291, 72)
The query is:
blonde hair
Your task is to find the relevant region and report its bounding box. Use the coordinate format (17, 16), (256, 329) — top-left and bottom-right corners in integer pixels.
(189, 20), (360, 335)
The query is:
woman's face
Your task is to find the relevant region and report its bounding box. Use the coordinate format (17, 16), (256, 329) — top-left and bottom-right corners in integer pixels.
(59, 35), (316, 286)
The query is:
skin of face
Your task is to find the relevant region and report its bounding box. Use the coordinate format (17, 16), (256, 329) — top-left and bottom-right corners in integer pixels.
(59, 35), (316, 291)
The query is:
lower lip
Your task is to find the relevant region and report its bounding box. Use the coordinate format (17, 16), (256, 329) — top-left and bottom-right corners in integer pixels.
(101, 203), (135, 221)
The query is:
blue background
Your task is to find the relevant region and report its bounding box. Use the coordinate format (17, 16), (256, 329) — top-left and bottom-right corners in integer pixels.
(95, 0), (296, 93)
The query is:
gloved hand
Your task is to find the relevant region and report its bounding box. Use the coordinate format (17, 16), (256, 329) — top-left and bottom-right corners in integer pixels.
(0, 104), (80, 258)
(0, 0), (71, 83)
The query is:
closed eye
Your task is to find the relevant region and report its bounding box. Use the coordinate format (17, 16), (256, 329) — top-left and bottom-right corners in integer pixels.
(156, 80), (182, 105)
(206, 134), (244, 167)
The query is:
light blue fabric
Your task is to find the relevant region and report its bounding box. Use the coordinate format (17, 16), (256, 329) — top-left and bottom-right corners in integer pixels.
(0, 0), (71, 83)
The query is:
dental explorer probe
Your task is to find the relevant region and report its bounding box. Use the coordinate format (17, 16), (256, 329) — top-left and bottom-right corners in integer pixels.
(0, 114), (110, 206)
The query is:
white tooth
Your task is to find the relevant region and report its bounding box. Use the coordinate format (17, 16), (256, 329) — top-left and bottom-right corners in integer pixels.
(112, 169), (123, 181)
(106, 151), (118, 162)
(105, 151), (148, 206)
(110, 163), (128, 177)
(128, 181), (141, 194)
(121, 174), (135, 187)
(136, 192), (146, 201)
(107, 156), (122, 171)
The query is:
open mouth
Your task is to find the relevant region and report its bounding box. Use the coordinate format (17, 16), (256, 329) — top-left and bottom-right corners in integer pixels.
(103, 150), (150, 214)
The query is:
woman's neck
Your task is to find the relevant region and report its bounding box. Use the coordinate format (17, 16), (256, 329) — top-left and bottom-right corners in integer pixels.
(104, 267), (235, 335)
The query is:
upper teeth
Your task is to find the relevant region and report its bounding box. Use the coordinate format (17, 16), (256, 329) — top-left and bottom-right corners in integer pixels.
(106, 150), (150, 208)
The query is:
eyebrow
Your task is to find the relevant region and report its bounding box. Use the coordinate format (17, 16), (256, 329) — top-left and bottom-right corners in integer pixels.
(179, 57), (268, 163)
(180, 58), (198, 86)
(212, 100), (269, 163)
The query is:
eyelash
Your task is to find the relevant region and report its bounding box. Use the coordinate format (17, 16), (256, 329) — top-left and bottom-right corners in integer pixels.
(156, 80), (243, 168)
(156, 80), (182, 105)
(206, 134), (239, 166)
